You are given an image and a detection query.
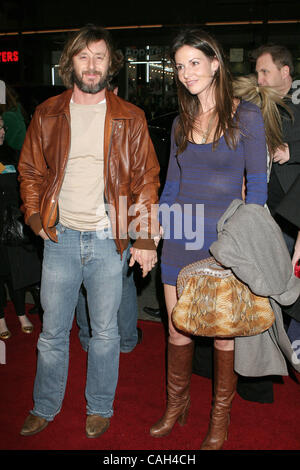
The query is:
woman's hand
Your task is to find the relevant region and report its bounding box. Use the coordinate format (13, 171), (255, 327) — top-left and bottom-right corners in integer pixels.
(129, 247), (157, 278)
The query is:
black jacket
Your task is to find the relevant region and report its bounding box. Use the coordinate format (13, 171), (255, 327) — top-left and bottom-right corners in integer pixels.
(0, 143), (41, 290)
(277, 172), (300, 229)
(268, 88), (300, 211)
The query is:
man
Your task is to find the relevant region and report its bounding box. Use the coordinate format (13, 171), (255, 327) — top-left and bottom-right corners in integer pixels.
(255, 44), (300, 334)
(18, 24), (160, 438)
(75, 79), (142, 354)
(255, 44), (300, 228)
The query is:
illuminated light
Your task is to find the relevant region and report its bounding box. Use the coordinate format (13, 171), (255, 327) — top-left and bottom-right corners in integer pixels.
(0, 20), (299, 37)
(108, 24), (163, 30)
(0, 28), (80, 36)
(205, 20), (263, 25)
(0, 32), (19, 36)
(268, 19), (300, 24)
(0, 50), (19, 62)
(205, 19), (300, 25)
(128, 61), (162, 64)
(22, 28), (79, 34)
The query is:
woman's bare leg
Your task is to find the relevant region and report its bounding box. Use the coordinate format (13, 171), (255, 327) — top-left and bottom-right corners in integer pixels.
(214, 338), (234, 350)
(164, 283), (193, 345)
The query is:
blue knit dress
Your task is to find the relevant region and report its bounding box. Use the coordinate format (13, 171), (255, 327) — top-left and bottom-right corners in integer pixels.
(160, 100), (268, 286)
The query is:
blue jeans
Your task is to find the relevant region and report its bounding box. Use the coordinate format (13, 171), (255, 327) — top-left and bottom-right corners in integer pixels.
(76, 245), (138, 353)
(32, 224), (127, 421)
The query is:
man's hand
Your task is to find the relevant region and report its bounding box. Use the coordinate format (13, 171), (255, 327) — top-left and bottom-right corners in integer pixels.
(39, 228), (50, 240)
(129, 247), (157, 278)
(273, 143), (290, 164)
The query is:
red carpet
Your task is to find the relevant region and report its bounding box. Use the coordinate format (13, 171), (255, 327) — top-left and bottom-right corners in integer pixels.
(0, 302), (300, 452)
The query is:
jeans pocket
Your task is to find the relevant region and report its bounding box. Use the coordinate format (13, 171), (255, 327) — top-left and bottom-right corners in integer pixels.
(55, 223), (66, 236)
(44, 223), (66, 245)
(97, 225), (113, 240)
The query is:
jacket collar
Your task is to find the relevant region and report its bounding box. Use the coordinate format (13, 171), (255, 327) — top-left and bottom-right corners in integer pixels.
(45, 89), (72, 116)
(105, 89), (134, 120)
(45, 88), (133, 120)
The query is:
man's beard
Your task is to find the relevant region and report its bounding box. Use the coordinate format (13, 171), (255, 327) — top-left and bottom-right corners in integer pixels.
(72, 70), (109, 94)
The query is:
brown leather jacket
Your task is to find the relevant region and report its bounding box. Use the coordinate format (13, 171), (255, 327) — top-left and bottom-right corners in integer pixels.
(18, 88), (160, 255)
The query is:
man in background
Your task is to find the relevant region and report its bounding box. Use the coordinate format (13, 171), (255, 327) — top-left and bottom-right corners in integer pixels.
(255, 44), (300, 338)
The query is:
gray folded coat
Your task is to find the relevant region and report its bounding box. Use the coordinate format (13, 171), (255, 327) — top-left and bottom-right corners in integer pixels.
(210, 199), (300, 377)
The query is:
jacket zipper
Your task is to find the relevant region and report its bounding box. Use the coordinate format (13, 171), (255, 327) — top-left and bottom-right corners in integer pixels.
(105, 119), (123, 253)
(105, 120), (116, 202)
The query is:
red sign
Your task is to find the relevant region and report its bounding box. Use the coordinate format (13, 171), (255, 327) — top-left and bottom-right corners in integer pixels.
(0, 51), (19, 63)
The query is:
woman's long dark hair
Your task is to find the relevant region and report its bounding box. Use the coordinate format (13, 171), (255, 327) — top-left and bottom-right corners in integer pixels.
(170, 29), (238, 153)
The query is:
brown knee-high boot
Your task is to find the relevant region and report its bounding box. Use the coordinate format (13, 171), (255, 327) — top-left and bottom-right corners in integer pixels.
(200, 348), (237, 450)
(150, 341), (194, 437)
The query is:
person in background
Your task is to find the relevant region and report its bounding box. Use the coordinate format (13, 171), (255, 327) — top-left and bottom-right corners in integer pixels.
(254, 44), (300, 342)
(254, 45), (300, 263)
(0, 115), (41, 339)
(0, 84), (27, 152)
(276, 171), (300, 342)
(76, 250), (142, 353)
(232, 73), (292, 181)
(18, 24), (159, 439)
(150, 28), (267, 450)
(0, 82), (42, 316)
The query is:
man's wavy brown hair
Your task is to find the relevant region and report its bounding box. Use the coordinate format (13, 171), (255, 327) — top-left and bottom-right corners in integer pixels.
(59, 24), (124, 89)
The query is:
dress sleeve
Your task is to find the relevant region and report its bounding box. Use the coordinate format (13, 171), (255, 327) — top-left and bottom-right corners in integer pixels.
(241, 103), (268, 206)
(159, 119), (180, 210)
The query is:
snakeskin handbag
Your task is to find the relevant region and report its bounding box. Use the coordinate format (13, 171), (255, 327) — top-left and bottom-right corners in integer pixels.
(172, 257), (275, 338)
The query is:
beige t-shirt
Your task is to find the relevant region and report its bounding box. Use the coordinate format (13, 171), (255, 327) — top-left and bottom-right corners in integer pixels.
(58, 99), (110, 232)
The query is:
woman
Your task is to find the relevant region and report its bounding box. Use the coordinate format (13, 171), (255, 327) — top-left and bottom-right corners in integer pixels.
(0, 115), (41, 339)
(0, 84), (27, 152)
(150, 29), (268, 450)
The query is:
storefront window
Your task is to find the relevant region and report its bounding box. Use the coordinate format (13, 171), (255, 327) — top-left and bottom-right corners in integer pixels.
(125, 45), (177, 119)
